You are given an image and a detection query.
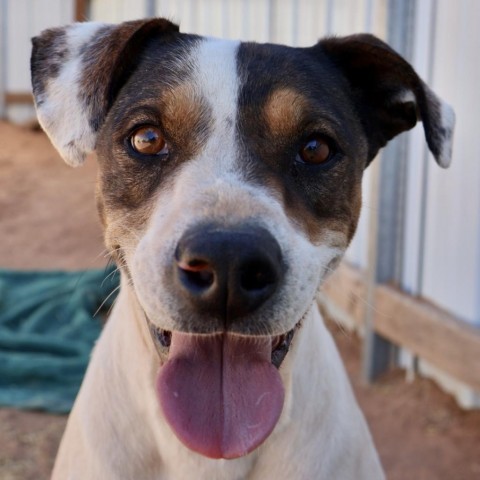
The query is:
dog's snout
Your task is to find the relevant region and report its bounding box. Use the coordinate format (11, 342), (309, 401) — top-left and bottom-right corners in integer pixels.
(174, 225), (284, 323)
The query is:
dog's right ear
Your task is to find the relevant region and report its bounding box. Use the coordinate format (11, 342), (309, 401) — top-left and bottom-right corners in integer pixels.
(310, 34), (455, 168)
(31, 19), (179, 167)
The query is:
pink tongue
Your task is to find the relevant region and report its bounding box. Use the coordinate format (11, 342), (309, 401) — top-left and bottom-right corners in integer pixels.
(157, 332), (284, 459)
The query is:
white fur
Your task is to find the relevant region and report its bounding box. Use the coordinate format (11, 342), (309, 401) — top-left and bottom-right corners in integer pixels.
(34, 22), (108, 166)
(392, 88), (416, 105)
(195, 38), (241, 147)
(391, 86), (454, 169)
(437, 99), (455, 168)
(422, 83), (455, 169)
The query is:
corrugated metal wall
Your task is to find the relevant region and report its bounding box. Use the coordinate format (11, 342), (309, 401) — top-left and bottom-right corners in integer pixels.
(402, 0), (480, 327)
(90, 0), (386, 45)
(421, 0), (480, 325)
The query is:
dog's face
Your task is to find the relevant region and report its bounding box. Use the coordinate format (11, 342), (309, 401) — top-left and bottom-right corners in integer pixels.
(31, 19), (454, 460)
(98, 35), (369, 337)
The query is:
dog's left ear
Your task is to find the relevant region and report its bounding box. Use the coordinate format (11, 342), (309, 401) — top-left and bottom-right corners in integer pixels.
(310, 34), (455, 167)
(31, 18), (179, 167)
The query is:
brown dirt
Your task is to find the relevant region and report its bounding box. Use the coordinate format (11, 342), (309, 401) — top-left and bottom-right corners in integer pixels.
(1, 121), (479, 479)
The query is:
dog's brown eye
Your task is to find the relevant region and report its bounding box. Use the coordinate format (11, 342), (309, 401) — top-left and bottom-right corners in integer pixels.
(298, 136), (331, 165)
(130, 127), (167, 155)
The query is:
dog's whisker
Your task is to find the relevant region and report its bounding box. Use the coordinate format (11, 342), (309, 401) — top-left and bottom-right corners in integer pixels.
(93, 284), (122, 318)
(101, 265), (122, 287)
(104, 293), (120, 318)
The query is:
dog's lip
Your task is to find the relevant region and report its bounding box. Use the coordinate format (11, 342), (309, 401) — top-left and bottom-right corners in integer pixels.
(270, 328), (296, 367)
(146, 321), (298, 369)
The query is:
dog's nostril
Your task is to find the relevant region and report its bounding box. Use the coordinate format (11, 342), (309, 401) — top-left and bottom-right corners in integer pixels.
(178, 260), (215, 291)
(240, 260), (277, 292)
(183, 269), (214, 289)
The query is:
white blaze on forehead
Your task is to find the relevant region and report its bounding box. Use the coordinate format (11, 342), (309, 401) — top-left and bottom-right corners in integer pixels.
(191, 38), (241, 167)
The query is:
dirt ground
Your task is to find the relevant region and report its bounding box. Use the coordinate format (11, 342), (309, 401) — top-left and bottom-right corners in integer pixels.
(1, 121), (480, 480)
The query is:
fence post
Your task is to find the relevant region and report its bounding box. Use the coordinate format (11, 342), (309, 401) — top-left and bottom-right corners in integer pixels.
(362, 0), (417, 382)
(0, 0), (7, 119)
(75, 0), (88, 22)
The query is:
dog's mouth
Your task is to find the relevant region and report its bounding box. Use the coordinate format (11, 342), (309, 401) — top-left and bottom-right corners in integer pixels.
(148, 323), (297, 369)
(146, 319), (300, 460)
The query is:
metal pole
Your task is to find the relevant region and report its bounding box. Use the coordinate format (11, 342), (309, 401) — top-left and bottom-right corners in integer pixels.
(265, 0), (273, 42)
(291, 0), (298, 46)
(417, 0), (438, 296)
(362, 0), (417, 382)
(362, 153), (384, 382)
(145, 0), (156, 17)
(365, 0), (375, 33)
(325, 0), (334, 35)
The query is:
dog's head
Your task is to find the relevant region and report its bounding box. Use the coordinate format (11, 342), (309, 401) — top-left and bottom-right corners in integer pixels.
(31, 19), (454, 460)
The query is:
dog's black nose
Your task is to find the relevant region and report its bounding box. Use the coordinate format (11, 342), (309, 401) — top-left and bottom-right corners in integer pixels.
(174, 225), (284, 323)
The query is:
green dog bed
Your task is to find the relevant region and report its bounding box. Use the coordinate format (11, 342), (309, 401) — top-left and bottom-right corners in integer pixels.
(0, 267), (119, 413)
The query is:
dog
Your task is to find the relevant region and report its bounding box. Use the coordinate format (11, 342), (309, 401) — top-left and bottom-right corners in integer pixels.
(31, 18), (454, 479)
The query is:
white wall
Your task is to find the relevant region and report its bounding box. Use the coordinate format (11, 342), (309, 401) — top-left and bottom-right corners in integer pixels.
(3, 0), (75, 122)
(5, 0), (74, 92)
(421, 0), (480, 326)
(403, 0), (480, 326)
(89, 0), (145, 23)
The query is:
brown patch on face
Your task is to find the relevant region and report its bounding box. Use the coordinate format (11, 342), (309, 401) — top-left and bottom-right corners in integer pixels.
(263, 88), (310, 138)
(241, 144), (364, 249)
(301, 171), (363, 247)
(259, 168), (361, 248)
(102, 199), (159, 265)
(158, 83), (212, 160)
(95, 81), (212, 230)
